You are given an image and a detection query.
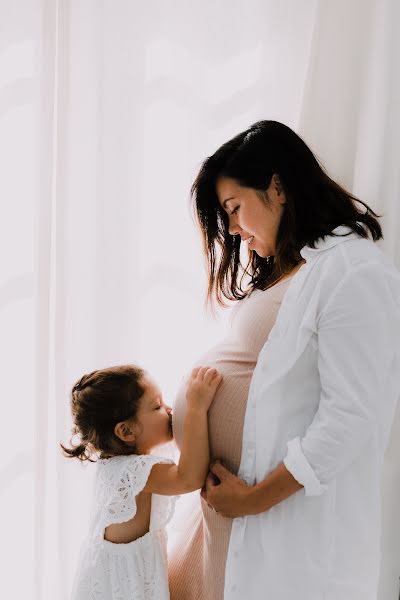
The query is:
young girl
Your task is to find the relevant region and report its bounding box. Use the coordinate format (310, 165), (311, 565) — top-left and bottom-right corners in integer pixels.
(61, 363), (222, 599)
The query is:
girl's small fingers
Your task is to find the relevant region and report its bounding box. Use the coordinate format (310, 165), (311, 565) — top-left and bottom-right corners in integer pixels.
(191, 366), (201, 379)
(204, 368), (218, 383)
(197, 366), (209, 380)
(212, 373), (223, 386)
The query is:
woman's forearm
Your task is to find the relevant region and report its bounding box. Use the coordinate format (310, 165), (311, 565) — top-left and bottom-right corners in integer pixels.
(246, 462), (303, 514)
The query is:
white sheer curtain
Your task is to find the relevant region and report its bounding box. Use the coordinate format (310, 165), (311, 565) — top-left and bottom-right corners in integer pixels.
(1, 0), (399, 598)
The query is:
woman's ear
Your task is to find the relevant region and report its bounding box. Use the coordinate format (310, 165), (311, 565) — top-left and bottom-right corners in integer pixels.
(273, 174), (282, 196)
(272, 173), (286, 204)
(114, 420), (136, 443)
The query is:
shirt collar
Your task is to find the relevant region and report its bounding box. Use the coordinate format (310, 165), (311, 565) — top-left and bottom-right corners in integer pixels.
(300, 225), (361, 260)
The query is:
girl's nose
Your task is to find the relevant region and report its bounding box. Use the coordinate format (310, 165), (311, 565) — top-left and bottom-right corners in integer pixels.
(166, 405), (172, 415)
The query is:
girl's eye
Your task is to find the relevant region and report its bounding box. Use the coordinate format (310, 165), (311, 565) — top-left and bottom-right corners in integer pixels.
(231, 206), (239, 215)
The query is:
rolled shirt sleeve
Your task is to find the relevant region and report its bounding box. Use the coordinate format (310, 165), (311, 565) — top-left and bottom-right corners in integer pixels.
(283, 263), (394, 496)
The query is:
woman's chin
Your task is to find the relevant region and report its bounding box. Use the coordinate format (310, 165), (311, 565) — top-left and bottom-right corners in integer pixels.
(255, 245), (274, 258)
(254, 248), (268, 258)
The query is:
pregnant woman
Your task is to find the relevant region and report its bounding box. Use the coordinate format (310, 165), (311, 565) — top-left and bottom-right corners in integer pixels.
(169, 121), (400, 599)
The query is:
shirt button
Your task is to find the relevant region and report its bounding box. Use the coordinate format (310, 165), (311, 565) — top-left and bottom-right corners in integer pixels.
(234, 551), (239, 559)
(231, 584), (237, 592)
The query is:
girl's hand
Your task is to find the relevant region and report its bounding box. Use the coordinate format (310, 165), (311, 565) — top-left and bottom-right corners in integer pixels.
(186, 366), (222, 412)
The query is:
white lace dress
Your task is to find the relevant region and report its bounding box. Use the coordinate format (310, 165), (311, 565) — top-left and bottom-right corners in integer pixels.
(71, 454), (178, 600)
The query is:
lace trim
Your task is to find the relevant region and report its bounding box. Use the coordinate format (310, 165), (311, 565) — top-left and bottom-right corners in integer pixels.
(96, 454), (175, 531)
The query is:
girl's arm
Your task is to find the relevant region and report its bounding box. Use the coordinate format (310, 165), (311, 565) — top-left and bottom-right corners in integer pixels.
(143, 367), (222, 495)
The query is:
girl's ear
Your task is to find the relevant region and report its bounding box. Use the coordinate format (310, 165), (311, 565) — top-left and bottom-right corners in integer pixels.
(114, 420), (136, 443)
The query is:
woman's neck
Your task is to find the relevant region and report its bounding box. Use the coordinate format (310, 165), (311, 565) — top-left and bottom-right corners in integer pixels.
(273, 259), (306, 286)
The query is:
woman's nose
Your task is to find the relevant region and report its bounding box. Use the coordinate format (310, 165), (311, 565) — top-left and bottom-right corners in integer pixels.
(228, 221), (241, 236)
(166, 405), (172, 415)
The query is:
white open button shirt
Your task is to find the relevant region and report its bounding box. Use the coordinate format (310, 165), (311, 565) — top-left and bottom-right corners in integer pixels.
(224, 226), (400, 600)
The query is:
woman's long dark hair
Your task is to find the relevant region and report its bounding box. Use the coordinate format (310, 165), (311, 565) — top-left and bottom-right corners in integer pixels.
(192, 120), (382, 306)
(60, 365), (145, 462)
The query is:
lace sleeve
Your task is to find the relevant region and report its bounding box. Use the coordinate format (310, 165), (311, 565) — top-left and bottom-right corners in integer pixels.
(101, 454), (173, 528)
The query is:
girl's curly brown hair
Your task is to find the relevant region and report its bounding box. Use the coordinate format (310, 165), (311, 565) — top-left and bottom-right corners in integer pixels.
(60, 364), (145, 462)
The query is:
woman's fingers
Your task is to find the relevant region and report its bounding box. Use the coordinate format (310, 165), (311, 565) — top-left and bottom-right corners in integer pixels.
(210, 461), (231, 481)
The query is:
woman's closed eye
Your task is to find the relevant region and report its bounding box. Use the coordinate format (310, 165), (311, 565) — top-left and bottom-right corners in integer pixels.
(230, 206), (240, 215)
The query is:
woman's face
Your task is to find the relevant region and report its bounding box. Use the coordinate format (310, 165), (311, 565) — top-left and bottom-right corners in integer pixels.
(216, 175), (286, 257)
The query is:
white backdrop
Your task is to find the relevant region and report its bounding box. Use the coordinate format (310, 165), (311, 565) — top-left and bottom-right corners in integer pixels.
(0, 1), (399, 598)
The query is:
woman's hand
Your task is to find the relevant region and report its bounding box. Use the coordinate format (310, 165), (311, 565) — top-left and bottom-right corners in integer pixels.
(201, 461), (253, 518)
(186, 366), (223, 412)
(202, 460), (304, 517)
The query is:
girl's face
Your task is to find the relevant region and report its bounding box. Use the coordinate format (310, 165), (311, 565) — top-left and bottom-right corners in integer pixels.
(216, 175), (286, 257)
(133, 374), (173, 454)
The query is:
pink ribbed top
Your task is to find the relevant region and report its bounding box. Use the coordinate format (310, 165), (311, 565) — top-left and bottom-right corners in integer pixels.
(169, 278), (292, 600)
